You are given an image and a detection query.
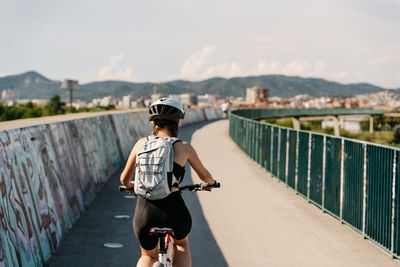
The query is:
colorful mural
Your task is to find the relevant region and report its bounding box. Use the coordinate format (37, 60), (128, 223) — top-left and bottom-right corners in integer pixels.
(0, 108), (221, 266)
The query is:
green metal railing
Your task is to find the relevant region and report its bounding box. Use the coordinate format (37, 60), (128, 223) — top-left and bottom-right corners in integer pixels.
(232, 108), (382, 120)
(229, 108), (400, 257)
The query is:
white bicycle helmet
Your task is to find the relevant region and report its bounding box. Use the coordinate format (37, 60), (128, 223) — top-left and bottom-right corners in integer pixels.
(149, 98), (185, 121)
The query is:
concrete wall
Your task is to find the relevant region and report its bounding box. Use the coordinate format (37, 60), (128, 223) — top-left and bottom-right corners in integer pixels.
(0, 108), (222, 266)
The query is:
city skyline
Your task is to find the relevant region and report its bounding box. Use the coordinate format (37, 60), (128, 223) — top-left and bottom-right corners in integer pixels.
(1, 0), (400, 88)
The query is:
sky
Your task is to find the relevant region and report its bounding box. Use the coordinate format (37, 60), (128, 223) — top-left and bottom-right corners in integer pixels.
(1, 0), (400, 88)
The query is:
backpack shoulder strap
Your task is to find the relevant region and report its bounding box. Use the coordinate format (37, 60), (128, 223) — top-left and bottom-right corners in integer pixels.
(147, 135), (157, 141)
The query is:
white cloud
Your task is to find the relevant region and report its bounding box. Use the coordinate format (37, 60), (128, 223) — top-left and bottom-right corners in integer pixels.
(179, 46), (245, 80)
(97, 54), (137, 81)
(327, 70), (349, 81)
(255, 59), (354, 82)
(179, 46), (217, 78)
(256, 59), (329, 77)
(369, 56), (400, 66)
(203, 62), (244, 79)
(0, 72), (9, 78)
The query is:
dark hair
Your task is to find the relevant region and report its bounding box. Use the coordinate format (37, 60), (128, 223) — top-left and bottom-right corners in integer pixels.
(152, 119), (179, 137)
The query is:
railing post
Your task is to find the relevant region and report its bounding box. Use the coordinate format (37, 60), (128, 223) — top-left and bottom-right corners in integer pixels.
(322, 135), (326, 212)
(247, 120), (250, 154)
(253, 122), (256, 160)
(246, 121), (249, 155)
(295, 130), (299, 193)
(270, 126), (274, 173)
(241, 120), (243, 150)
(257, 123), (260, 164)
(263, 125), (267, 169)
(340, 139), (345, 223)
(251, 121), (257, 162)
(307, 132), (312, 202)
(362, 143), (367, 237)
(250, 121), (253, 159)
(258, 122), (264, 166)
(255, 122), (258, 163)
(253, 122), (255, 161)
(285, 129), (290, 187)
(391, 152), (397, 256)
(277, 128), (281, 179)
(242, 120), (245, 152)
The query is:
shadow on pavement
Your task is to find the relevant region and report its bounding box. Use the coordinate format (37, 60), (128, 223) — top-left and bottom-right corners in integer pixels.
(49, 120), (228, 267)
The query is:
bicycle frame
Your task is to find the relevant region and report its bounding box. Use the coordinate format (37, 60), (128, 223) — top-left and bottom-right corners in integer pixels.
(150, 227), (174, 267)
(159, 233), (173, 266)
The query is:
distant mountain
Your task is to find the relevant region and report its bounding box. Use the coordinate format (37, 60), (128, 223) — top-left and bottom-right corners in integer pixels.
(0, 71), (61, 99)
(0, 71), (392, 101)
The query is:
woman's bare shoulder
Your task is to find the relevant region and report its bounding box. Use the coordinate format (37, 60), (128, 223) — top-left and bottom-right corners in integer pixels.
(175, 140), (190, 147)
(176, 139), (189, 145)
(175, 140), (195, 152)
(137, 137), (148, 143)
(132, 137), (148, 151)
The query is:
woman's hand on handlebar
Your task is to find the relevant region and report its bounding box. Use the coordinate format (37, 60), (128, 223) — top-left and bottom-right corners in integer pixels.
(120, 181), (135, 194)
(119, 185), (135, 194)
(200, 181), (220, 191)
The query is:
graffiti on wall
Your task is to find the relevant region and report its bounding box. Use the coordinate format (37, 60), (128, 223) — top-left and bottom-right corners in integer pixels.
(0, 113), (137, 266)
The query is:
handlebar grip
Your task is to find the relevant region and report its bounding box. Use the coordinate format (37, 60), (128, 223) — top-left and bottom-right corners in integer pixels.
(119, 186), (134, 191)
(213, 182), (221, 188)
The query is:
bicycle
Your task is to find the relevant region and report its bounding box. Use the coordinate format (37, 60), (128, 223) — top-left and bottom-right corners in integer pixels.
(119, 182), (220, 267)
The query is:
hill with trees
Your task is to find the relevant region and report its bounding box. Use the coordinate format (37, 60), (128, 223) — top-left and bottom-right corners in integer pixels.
(0, 71), (392, 101)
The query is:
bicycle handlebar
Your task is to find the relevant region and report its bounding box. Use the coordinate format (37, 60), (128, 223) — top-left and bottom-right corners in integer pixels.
(119, 186), (134, 191)
(119, 182), (220, 192)
(178, 182), (220, 192)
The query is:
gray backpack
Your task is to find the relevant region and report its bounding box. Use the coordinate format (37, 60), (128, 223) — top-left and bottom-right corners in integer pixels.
(134, 135), (180, 200)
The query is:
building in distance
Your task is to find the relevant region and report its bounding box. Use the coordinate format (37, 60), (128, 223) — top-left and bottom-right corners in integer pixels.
(121, 95), (133, 109)
(246, 86), (268, 107)
(180, 93), (198, 106)
(198, 94), (217, 107)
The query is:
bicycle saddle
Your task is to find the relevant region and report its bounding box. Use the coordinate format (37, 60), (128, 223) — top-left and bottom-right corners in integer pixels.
(149, 227), (175, 237)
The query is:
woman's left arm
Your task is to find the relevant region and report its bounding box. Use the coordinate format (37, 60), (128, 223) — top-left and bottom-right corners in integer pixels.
(120, 147), (137, 188)
(120, 137), (148, 187)
(120, 137), (147, 187)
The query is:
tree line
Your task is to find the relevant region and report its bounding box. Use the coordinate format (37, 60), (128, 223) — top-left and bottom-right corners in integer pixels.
(0, 95), (115, 122)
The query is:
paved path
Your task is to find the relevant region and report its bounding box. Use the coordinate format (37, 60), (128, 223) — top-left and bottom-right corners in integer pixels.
(50, 119), (400, 266)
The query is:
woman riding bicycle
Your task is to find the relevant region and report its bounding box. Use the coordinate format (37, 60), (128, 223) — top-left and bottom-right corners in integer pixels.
(120, 98), (218, 267)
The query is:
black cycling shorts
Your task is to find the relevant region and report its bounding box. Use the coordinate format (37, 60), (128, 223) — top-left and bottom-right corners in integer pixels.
(133, 192), (192, 250)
